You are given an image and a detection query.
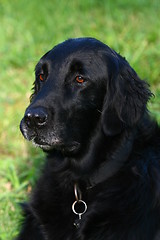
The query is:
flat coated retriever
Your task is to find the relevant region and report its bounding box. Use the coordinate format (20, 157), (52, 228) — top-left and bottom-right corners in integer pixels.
(18, 38), (160, 240)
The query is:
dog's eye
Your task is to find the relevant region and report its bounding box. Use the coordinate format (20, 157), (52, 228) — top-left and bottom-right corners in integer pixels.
(39, 74), (44, 81)
(75, 76), (85, 83)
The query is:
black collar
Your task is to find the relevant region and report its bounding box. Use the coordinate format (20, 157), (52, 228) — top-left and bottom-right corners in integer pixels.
(72, 131), (135, 229)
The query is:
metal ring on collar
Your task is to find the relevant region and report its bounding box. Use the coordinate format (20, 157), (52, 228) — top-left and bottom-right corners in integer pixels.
(74, 183), (82, 201)
(72, 200), (87, 219)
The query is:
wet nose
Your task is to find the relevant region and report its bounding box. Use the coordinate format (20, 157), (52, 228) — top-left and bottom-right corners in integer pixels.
(24, 107), (48, 128)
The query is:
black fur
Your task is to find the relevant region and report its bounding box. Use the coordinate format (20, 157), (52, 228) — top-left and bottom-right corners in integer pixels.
(18, 38), (160, 240)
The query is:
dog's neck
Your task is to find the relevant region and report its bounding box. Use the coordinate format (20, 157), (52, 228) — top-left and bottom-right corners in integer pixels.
(70, 129), (136, 188)
(88, 130), (135, 188)
(47, 128), (136, 189)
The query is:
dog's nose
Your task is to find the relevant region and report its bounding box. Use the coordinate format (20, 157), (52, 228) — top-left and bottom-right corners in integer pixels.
(24, 107), (48, 128)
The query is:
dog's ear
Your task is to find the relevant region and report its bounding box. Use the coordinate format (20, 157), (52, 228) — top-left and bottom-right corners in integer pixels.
(101, 57), (152, 136)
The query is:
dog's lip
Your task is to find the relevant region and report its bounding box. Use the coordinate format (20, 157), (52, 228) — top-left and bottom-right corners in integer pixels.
(63, 142), (80, 153)
(33, 136), (60, 147)
(33, 137), (80, 153)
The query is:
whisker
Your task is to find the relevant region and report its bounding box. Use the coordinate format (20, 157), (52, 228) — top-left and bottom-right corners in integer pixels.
(97, 109), (102, 114)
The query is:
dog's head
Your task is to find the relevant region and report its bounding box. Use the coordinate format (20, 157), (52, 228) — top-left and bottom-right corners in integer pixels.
(20, 38), (152, 155)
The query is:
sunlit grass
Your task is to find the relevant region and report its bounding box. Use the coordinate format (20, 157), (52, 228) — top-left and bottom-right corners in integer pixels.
(0, 0), (160, 238)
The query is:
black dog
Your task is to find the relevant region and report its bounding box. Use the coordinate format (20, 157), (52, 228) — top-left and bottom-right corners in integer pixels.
(18, 38), (160, 240)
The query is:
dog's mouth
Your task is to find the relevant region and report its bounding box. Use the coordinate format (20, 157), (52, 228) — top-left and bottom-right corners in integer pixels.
(31, 136), (60, 150)
(20, 121), (81, 154)
(32, 136), (80, 154)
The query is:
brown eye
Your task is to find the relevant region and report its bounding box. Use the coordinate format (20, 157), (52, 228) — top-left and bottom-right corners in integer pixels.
(75, 76), (84, 83)
(39, 74), (44, 81)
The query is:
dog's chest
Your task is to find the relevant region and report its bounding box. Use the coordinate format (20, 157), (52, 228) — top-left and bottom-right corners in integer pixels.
(30, 184), (131, 239)
(30, 164), (160, 240)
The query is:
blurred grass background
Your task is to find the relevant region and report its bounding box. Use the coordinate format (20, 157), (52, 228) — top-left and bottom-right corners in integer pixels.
(0, 0), (160, 239)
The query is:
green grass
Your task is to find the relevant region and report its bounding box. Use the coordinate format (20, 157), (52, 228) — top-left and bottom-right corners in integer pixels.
(0, 0), (160, 239)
